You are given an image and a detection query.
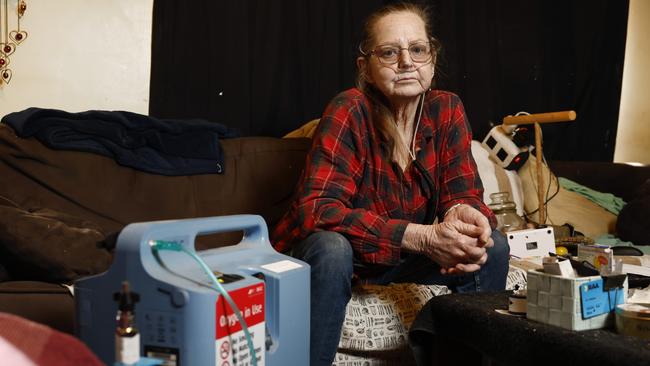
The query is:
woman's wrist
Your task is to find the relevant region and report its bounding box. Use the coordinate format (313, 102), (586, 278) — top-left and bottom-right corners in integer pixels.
(402, 223), (433, 253)
(443, 203), (465, 218)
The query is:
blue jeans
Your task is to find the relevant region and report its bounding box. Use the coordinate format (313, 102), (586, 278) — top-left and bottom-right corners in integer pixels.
(291, 230), (510, 366)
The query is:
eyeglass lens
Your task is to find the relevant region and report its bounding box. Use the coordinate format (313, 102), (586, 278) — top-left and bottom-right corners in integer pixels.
(374, 42), (431, 64)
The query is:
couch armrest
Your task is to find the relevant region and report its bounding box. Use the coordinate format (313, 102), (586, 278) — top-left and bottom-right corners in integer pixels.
(549, 161), (650, 201)
(0, 281), (74, 334)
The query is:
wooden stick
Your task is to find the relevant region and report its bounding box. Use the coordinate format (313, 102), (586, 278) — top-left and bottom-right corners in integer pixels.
(503, 110), (576, 125)
(535, 122), (546, 224)
(502, 109), (576, 224)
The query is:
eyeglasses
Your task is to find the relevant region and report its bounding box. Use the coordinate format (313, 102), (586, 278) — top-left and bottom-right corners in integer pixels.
(362, 40), (434, 65)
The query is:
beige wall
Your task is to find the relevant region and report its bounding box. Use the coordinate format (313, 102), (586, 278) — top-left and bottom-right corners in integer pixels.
(615, 0), (650, 164)
(0, 0), (153, 117)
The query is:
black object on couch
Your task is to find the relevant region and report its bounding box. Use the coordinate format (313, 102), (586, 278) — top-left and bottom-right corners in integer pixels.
(616, 178), (650, 245)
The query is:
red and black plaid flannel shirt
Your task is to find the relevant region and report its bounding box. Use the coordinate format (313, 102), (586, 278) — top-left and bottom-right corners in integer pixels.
(272, 88), (495, 269)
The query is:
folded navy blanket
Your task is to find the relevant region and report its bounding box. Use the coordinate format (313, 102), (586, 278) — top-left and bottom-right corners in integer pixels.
(2, 108), (240, 175)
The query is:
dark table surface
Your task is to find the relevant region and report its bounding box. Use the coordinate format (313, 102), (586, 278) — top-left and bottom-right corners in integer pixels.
(410, 291), (650, 366)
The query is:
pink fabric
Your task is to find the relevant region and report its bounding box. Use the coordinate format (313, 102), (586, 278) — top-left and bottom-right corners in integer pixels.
(0, 312), (104, 366)
(0, 336), (36, 366)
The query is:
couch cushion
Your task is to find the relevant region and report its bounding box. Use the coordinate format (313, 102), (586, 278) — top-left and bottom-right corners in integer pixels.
(471, 141), (525, 216)
(333, 265), (527, 365)
(0, 282), (75, 334)
(339, 283), (450, 353)
(190, 137), (311, 248)
(0, 205), (112, 282)
(519, 157), (616, 238)
(0, 124), (310, 249)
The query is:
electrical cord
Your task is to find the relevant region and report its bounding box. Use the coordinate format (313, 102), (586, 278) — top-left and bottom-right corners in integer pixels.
(541, 152), (554, 224)
(409, 92), (425, 161)
(523, 175), (560, 218)
(150, 240), (258, 366)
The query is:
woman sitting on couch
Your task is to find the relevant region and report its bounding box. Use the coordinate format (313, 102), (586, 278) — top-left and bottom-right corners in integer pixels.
(272, 3), (509, 365)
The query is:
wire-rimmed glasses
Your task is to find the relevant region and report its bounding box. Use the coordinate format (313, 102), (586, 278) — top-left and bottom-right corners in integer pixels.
(361, 39), (435, 65)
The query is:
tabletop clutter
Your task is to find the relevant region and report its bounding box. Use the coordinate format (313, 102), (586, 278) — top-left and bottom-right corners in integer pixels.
(510, 238), (650, 339)
(488, 191), (650, 340)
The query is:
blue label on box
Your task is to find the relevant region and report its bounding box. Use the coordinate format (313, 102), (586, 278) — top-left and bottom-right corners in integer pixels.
(579, 279), (625, 319)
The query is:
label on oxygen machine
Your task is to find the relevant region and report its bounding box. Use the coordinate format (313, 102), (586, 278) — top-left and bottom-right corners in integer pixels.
(215, 283), (265, 366)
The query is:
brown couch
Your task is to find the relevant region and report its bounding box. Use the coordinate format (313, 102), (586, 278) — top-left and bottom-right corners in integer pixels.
(0, 121), (649, 336)
(0, 123), (310, 333)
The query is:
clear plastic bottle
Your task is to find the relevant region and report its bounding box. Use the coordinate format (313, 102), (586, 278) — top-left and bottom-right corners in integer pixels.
(488, 192), (527, 233)
(114, 281), (141, 365)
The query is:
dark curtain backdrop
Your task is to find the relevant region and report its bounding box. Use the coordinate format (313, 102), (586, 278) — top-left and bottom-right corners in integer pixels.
(149, 0), (628, 161)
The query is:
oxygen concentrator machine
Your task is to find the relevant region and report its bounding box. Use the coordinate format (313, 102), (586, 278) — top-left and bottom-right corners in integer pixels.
(75, 215), (310, 366)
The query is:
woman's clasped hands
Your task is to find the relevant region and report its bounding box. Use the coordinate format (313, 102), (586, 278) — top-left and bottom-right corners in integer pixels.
(404, 204), (494, 275)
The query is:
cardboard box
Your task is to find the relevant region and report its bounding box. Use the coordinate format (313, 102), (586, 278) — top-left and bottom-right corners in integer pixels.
(577, 244), (614, 271)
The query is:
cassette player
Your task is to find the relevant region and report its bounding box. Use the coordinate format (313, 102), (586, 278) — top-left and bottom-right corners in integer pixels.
(506, 227), (556, 259)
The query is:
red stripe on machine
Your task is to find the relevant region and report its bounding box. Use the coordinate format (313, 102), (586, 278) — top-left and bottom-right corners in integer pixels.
(215, 283), (265, 338)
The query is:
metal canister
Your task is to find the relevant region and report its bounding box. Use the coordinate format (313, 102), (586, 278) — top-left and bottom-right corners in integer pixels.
(615, 303), (650, 339)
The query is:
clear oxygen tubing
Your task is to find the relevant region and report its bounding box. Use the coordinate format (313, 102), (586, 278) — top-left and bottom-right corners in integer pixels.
(150, 240), (258, 366)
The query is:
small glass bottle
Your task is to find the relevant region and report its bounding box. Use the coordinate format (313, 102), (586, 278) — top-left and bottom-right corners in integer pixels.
(488, 192), (527, 233)
(114, 281), (141, 365)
